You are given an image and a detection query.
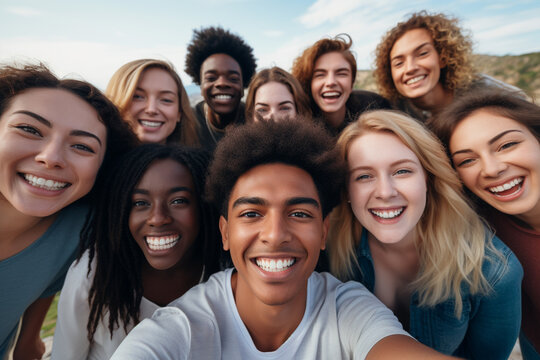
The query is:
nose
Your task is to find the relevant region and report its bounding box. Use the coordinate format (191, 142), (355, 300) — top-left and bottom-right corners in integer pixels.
(325, 72), (337, 86)
(374, 176), (398, 199)
(34, 139), (66, 169)
(144, 97), (158, 115)
(404, 57), (418, 74)
(215, 75), (230, 88)
(260, 211), (291, 247)
(147, 203), (172, 227)
(481, 154), (507, 178)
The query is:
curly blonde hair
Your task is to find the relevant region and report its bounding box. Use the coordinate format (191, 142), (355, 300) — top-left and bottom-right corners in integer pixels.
(328, 110), (494, 317)
(374, 11), (475, 101)
(106, 59), (199, 146)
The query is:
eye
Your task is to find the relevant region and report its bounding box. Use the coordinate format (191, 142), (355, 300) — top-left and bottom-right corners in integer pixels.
(171, 197), (189, 205)
(15, 125), (42, 136)
(290, 211), (312, 218)
(499, 141), (520, 151)
(279, 105), (294, 112)
(455, 158), (475, 167)
(391, 61), (403, 68)
(161, 98), (175, 104)
(133, 93), (145, 101)
(313, 72), (325, 79)
(72, 143), (96, 154)
(355, 174), (371, 181)
(394, 169), (412, 176)
(256, 107), (268, 114)
(229, 75), (241, 84)
(132, 199), (149, 208)
(240, 211), (261, 218)
(419, 50), (429, 56)
(204, 75), (217, 82)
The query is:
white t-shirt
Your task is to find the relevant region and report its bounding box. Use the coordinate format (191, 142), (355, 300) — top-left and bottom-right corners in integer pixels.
(111, 268), (409, 360)
(51, 251), (161, 360)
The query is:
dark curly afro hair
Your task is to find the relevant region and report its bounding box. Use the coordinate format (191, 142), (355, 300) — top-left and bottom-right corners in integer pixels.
(206, 118), (346, 218)
(185, 26), (257, 87)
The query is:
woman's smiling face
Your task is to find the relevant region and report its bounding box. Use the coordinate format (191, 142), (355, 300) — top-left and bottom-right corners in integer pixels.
(347, 131), (427, 244)
(450, 109), (540, 223)
(0, 88), (106, 217)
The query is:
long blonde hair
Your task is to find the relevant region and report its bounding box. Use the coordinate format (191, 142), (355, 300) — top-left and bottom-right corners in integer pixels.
(106, 59), (199, 146)
(328, 110), (493, 316)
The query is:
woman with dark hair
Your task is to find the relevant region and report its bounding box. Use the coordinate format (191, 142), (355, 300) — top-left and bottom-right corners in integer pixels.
(185, 26), (257, 151)
(374, 11), (524, 122)
(106, 59), (199, 146)
(245, 67), (311, 122)
(51, 144), (222, 359)
(0, 63), (137, 359)
(432, 89), (540, 360)
(292, 34), (390, 135)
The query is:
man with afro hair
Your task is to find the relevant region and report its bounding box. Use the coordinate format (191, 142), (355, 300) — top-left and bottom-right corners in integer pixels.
(185, 26), (256, 151)
(112, 119), (455, 360)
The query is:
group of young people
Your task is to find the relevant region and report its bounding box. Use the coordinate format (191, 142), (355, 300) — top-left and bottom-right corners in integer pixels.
(0, 10), (538, 360)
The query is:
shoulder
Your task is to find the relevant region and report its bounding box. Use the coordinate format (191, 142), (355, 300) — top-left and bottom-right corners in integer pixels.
(482, 235), (523, 287)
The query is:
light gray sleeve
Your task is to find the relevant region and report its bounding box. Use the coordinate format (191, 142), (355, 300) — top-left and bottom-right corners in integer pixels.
(336, 281), (411, 360)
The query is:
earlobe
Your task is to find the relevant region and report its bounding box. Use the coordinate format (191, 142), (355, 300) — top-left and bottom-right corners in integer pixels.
(219, 216), (230, 251)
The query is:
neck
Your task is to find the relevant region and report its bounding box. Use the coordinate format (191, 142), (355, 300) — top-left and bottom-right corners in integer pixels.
(231, 272), (307, 352)
(0, 198), (58, 260)
(411, 84), (453, 115)
(368, 230), (419, 279)
(205, 103), (238, 130)
(323, 106), (347, 129)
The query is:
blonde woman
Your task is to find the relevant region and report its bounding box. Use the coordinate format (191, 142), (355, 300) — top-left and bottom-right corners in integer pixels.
(106, 59), (199, 145)
(327, 110), (522, 359)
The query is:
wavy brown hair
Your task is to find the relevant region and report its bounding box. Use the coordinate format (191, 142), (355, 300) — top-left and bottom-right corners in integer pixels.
(292, 34), (356, 112)
(245, 67), (312, 121)
(374, 11), (474, 101)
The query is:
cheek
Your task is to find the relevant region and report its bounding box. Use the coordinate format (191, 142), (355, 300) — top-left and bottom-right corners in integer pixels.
(348, 185), (368, 219)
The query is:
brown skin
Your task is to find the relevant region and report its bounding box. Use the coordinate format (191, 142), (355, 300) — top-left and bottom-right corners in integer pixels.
(200, 54), (244, 129)
(13, 295), (54, 360)
(367, 335), (462, 359)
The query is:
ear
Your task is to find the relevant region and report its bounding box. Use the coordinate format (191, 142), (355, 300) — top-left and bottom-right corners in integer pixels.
(439, 54), (446, 69)
(320, 216), (330, 251)
(219, 215), (230, 251)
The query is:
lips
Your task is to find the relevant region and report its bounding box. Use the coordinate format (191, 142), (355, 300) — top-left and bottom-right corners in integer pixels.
(487, 177), (523, 197)
(145, 234), (180, 251)
(139, 120), (163, 128)
(255, 257), (296, 272)
(405, 75), (426, 85)
(369, 207), (405, 220)
(321, 91), (341, 99)
(213, 94), (233, 101)
(22, 173), (70, 191)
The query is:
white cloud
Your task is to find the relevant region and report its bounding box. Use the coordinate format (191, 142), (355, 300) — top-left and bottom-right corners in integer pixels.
(6, 6), (41, 17)
(263, 30), (284, 38)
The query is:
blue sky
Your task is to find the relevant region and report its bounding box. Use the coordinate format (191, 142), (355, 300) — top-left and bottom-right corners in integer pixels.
(1, 0), (539, 91)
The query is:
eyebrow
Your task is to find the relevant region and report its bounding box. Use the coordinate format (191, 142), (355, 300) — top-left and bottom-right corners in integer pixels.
(350, 158), (418, 172)
(451, 129), (523, 157)
(255, 100), (294, 106)
(14, 110), (103, 146)
(203, 69), (241, 76)
(232, 196), (320, 209)
(132, 186), (193, 195)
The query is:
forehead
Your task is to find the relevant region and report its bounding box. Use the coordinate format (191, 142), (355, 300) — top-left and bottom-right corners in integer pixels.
(349, 131), (419, 166)
(314, 51), (351, 70)
(201, 53), (241, 75)
(391, 28), (434, 56)
(255, 82), (294, 102)
(137, 158), (194, 188)
(138, 67), (178, 91)
(228, 163), (320, 207)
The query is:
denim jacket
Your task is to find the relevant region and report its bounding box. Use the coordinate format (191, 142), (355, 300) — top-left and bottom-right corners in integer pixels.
(353, 230), (523, 359)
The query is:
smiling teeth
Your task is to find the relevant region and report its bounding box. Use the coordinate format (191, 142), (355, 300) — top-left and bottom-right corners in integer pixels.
(140, 120), (162, 128)
(146, 235), (179, 251)
(406, 75), (425, 85)
(24, 174), (68, 190)
(371, 208), (404, 219)
(214, 95), (232, 100)
(256, 258), (295, 272)
(323, 91), (340, 97)
(489, 178), (523, 193)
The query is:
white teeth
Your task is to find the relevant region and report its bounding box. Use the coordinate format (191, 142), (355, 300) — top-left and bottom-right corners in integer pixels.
(322, 91), (340, 97)
(140, 120), (162, 128)
(146, 235), (179, 251)
(406, 75), (425, 85)
(214, 94), (232, 100)
(256, 258), (295, 272)
(24, 174), (68, 190)
(489, 178), (523, 193)
(370, 208), (404, 219)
